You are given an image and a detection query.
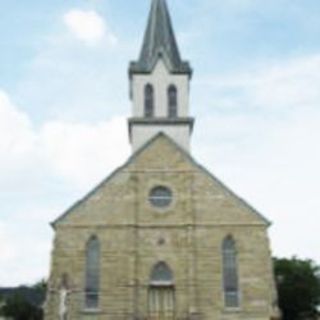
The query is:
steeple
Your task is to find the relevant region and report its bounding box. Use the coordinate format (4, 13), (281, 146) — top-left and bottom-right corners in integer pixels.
(129, 0), (192, 76)
(128, 0), (194, 153)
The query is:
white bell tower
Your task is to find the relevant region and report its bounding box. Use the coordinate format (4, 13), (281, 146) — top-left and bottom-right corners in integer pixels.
(128, 0), (194, 152)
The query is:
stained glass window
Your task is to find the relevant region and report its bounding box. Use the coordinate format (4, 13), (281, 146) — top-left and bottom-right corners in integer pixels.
(150, 262), (173, 284)
(222, 236), (239, 308)
(85, 236), (100, 309)
(149, 186), (172, 208)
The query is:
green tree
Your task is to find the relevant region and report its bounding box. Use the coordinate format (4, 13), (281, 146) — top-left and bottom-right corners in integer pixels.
(0, 280), (46, 320)
(274, 257), (320, 320)
(1, 290), (42, 320)
(33, 279), (47, 292)
(0, 294), (4, 316)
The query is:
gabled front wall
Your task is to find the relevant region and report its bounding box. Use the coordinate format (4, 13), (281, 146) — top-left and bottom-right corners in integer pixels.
(45, 136), (276, 320)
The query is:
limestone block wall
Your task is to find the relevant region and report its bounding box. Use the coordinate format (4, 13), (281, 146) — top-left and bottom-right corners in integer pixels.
(45, 225), (274, 319)
(45, 136), (277, 320)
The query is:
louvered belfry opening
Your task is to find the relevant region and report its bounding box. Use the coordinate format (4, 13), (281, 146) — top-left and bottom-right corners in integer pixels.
(168, 85), (178, 118)
(148, 262), (175, 320)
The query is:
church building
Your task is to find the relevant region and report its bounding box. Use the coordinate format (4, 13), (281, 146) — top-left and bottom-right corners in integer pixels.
(45, 0), (279, 319)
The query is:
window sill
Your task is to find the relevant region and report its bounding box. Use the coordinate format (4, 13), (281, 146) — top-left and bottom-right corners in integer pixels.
(82, 308), (102, 314)
(223, 307), (241, 313)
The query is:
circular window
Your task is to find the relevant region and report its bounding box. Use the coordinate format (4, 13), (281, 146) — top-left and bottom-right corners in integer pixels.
(149, 186), (172, 208)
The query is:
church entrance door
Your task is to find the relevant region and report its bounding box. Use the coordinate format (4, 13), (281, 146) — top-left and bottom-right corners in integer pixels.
(148, 286), (175, 320)
(148, 262), (175, 320)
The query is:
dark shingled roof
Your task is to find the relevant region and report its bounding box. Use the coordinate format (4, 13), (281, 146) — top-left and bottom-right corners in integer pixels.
(129, 0), (192, 76)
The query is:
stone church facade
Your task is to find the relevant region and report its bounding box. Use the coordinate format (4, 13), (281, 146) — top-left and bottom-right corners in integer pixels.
(44, 0), (279, 319)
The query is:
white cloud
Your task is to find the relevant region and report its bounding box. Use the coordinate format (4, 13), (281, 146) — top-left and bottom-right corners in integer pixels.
(0, 222), (16, 264)
(0, 205), (61, 286)
(63, 9), (117, 45)
(251, 55), (320, 110)
(0, 89), (130, 285)
(0, 205), (63, 286)
(202, 110), (320, 257)
(194, 53), (320, 261)
(40, 118), (130, 187)
(0, 91), (36, 167)
(0, 89), (130, 189)
(199, 54), (320, 112)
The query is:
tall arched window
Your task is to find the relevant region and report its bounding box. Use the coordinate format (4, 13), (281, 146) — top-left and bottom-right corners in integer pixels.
(222, 236), (239, 308)
(148, 262), (175, 319)
(168, 85), (178, 118)
(144, 84), (154, 118)
(85, 236), (100, 309)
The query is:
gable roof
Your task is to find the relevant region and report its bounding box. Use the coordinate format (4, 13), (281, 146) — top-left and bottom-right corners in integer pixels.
(52, 132), (271, 227)
(129, 0), (192, 76)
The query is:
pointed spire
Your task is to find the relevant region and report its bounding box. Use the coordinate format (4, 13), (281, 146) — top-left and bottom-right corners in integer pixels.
(129, 0), (192, 76)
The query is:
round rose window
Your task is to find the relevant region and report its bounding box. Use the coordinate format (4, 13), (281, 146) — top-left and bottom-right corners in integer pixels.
(149, 186), (172, 208)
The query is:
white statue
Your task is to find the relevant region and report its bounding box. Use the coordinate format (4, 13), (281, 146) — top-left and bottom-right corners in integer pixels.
(47, 274), (76, 320)
(57, 273), (72, 320)
(59, 287), (69, 320)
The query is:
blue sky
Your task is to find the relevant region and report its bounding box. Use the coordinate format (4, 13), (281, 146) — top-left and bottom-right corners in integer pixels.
(1, 0), (320, 286)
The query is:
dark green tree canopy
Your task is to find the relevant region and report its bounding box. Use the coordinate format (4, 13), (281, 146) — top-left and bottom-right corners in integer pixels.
(0, 280), (46, 320)
(274, 257), (320, 320)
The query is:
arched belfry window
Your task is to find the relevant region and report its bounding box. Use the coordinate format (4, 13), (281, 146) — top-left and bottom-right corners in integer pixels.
(148, 262), (175, 318)
(85, 236), (100, 309)
(222, 236), (239, 308)
(144, 84), (154, 118)
(168, 85), (178, 118)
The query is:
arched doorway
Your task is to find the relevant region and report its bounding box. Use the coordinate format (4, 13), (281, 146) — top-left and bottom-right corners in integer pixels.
(148, 262), (175, 320)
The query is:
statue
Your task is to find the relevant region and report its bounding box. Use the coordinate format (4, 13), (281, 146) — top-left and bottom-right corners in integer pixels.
(59, 287), (70, 320)
(46, 273), (79, 320)
(58, 273), (71, 320)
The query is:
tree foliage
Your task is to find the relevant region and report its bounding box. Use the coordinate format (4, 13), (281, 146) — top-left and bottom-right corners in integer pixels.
(1, 291), (42, 320)
(274, 257), (320, 320)
(0, 280), (46, 320)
